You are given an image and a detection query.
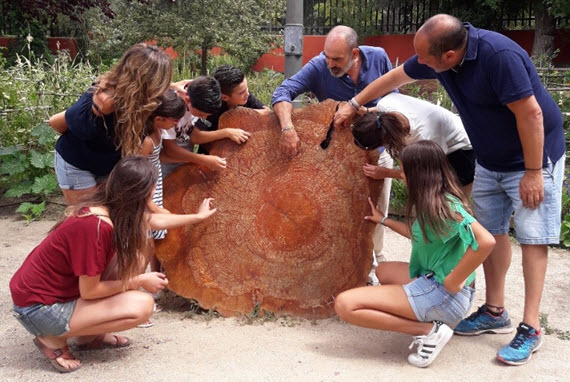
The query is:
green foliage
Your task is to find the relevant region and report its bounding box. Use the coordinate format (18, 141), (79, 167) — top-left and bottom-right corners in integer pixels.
(0, 52), (96, 219)
(86, 0), (282, 73)
(15, 201), (46, 224)
(247, 69), (284, 107)
(560, 213), (570, 246)
(389, 178), (407, 214)
(539, 312), (570, 340)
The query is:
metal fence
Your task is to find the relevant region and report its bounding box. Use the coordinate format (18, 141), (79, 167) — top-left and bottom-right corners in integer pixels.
(262, 0), (569, 35)
(2, 0), (569, 37)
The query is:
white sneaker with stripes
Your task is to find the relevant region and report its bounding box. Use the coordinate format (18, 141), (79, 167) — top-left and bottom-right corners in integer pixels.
(408, 321), (453, 368)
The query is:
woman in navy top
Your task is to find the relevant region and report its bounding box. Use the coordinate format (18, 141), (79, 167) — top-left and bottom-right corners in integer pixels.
(49, 43), (173, 205)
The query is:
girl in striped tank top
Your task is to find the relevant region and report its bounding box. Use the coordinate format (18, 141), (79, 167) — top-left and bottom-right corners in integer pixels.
(139, 90), (186, 319)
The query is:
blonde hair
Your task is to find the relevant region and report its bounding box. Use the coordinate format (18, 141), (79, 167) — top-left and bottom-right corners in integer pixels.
(98, 43), (172, 156)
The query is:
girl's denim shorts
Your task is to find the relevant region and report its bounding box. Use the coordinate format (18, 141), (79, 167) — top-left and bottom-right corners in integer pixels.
(12, 300), (77, 337)
(402, 274), (475, 328)
(54, 150), (97, 190)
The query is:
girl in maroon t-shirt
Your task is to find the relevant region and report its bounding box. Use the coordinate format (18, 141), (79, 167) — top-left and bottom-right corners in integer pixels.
(10, 156), (216, 373)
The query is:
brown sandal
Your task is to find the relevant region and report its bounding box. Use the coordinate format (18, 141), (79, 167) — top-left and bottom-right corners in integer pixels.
(76, 333), (130, 351)
(33, 338), (81, 373)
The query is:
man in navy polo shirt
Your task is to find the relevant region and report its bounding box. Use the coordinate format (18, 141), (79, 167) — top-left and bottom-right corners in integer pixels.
(272, 25), (395, 284)
(334, 14), (565, 366)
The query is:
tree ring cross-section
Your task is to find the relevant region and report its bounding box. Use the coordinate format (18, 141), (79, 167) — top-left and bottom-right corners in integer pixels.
(156, 100), (382, 319)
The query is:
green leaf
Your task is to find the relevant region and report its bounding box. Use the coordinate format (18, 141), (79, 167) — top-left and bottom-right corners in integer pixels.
(16, 202), (34, 213)
(30, 201), (46, 216)
(0, 152), (29, 176)
(31, 122), (57, 146)
(29, 150), (53, 169)
(4, 181), (33, 198)
(0, 146), (21, 157)
(31, 174), (58, 195)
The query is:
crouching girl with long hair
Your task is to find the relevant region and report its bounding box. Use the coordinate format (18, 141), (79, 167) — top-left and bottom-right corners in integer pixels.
(335, 140), (495, 368)
(10, 156), (216, 373)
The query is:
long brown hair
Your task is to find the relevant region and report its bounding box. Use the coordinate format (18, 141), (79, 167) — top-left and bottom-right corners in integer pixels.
(53, 156), (158, 284)
(400, 140), (470, 241)
(98, 43), (172, 156)
(351, 111), (407, 158)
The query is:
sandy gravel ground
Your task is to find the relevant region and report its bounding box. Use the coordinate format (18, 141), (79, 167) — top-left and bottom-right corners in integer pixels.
(0, 218), (569, 382)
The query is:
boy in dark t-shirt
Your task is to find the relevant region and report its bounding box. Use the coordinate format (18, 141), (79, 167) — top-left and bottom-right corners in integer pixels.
(194, 65), (269, 148)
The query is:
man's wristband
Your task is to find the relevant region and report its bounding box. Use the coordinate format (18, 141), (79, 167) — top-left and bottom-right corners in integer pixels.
(281, 125), (294, 133)
(525, 167), (542, 171)
(380, 216), (389, 226)
(348, 98), (360, 111)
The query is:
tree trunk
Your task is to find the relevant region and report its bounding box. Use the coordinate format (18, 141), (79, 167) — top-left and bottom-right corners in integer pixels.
(200, 41), (208, 75)
(532, 0), (556, 61)
(156, 101), (381, 319)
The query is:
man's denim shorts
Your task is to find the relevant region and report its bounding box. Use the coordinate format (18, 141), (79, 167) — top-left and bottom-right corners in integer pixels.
(12, 300), (77, 337)
(402, 274), (475, 328)
(54, 150), (97, 190)
(472, 155), (565, 245)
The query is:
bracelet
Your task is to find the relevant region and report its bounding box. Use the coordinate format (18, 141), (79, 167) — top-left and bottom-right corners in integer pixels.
(525, 167), (542, 171)
(281, 125), (294, 133)
(348, 98), (360, 111)
(380, 216), (389, 226)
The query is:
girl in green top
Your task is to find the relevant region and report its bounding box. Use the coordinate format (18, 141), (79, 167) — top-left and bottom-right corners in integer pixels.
(335, 140), (495, 368)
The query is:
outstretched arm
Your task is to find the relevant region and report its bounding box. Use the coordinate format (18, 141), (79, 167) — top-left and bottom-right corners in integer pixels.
(364, 197), (410, 238)
(191, 127), (251, 145)
(334, 66), (415, 128)
(274, 101), (301, 156)
(363, 164), (403, 180)
(149, 197), (216, 230)
(161, 139), (227, 170)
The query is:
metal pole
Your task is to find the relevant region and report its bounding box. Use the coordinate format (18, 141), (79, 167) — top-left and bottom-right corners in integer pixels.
(284, 0), (303, 107)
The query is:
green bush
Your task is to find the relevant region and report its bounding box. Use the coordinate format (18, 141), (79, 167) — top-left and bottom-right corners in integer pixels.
(0, 52), (96, 219)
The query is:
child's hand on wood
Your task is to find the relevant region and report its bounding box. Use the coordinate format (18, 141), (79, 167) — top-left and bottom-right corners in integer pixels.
(364, 197), (383, 224)
(197, 198), (217, 220)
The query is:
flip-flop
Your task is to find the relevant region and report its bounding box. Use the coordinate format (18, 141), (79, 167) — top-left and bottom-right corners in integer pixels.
(33, 337), (81, 373)
(154, 303), (163, 313)
(76, 333), (131, 351)
(137, 319), (154, 328)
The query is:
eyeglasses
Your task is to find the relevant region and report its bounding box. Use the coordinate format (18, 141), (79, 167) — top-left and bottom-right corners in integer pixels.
(320, 102), (341, 150)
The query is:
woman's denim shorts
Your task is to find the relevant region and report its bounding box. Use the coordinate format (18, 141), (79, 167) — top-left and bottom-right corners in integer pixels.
(12, 300), (77, 337)
(54, 150), (97, 190)
(402, 274), (475, 328)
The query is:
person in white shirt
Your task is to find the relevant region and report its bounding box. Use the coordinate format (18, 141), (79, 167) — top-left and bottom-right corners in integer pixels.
(352, 92), (475, 196)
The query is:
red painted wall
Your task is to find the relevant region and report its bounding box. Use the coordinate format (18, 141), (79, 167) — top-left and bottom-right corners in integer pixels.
(253, 29), (570, 72)
(46, 37), (78, 58)
(0, 36), (79, 58)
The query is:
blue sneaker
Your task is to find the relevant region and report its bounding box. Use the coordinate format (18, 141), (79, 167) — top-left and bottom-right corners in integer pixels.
(497, 322), (543, 365)
(454, 305), (514, 336)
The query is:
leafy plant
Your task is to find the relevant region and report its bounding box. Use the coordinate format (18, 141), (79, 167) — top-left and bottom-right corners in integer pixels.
(0, 51), (96, 220)
(389, 178), (407, 215)
(15, 201), (46, 224)
(540, 312), (570, 340)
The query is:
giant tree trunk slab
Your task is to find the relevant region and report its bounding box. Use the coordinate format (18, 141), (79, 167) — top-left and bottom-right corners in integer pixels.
(156, 100), (381, 318)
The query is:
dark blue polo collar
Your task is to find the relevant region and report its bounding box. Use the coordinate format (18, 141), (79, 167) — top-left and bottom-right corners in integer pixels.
(463, 23), (479, 62)
(452, 23), (478, 72)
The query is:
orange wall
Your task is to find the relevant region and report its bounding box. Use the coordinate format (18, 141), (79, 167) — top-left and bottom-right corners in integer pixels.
(0, 36), (79, 58)
(253, 29), (570, 72)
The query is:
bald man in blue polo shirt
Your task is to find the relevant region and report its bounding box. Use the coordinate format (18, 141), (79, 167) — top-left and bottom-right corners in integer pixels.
(334, 14), (565, 366)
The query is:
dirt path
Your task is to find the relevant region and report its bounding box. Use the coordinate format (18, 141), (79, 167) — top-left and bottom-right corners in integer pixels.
(1, 218), (569, 381)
